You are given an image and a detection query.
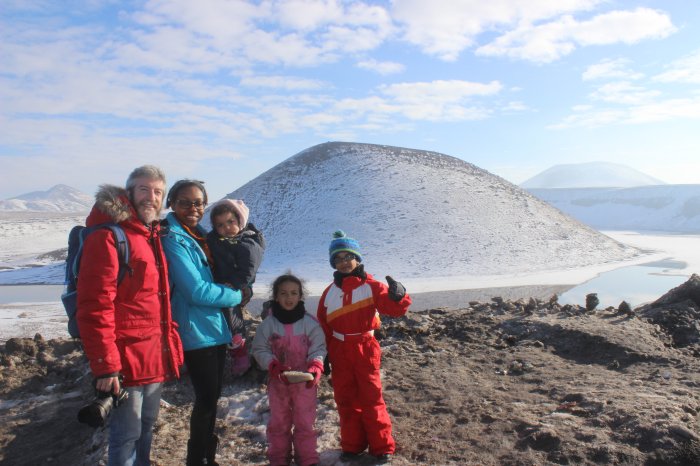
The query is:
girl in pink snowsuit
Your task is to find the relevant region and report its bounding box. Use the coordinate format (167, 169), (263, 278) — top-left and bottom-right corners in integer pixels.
(252, 274), (326, 466)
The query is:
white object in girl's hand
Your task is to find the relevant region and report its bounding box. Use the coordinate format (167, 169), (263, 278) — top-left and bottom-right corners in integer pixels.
(282, 371), (314, 383)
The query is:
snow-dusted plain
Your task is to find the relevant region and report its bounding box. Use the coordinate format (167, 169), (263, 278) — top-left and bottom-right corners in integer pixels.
(0, 212), (84, 269)
(529, 184), (700, 233)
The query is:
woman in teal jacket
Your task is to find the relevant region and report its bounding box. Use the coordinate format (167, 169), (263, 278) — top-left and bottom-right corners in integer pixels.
(161, 179), (242, 466)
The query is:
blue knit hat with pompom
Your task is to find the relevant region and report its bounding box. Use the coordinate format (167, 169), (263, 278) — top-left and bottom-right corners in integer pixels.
(328, 230), (362, 267)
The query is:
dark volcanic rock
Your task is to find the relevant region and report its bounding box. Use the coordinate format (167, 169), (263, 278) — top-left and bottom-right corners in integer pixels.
(650, 273), (700, 308)
(639, 274), (700, 348)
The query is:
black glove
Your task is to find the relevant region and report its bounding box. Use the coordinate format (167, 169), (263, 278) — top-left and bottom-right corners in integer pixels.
(323, 355), (331, 375)
(386, 276), (406, 302)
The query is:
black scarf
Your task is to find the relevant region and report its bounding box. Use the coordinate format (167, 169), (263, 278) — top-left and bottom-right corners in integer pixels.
(333, 263), (367, 288)
(271, 301), (306, 324)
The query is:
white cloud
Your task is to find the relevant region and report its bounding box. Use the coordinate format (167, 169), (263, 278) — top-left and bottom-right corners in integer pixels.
(137, 0), (265, 38)
(551, 95), (700, 128)
(589, 81), (660, 105)
(1, 0), (695, 200)
(582, 58), (644, 81)
(555, 43), (700, 129)
(549, 108), (626, 128)
(502, 101), (528, 112)
(653, 49), (700, 84)
(362, 80), (502, 122)
(380, 80), (501, 101)
(392, 0), (603, 61)
(239, 75), (326, 90)
(273, 0), (345, 31)
(123, 0), (394, 70)
(625, 97), (700, 124)
(0, 113), (248, 199)
(356, 59), (405, 75)
(477, 8), (676, 63)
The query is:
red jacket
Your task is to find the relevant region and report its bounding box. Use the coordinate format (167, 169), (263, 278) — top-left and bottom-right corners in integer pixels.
(317, 271), (411, 340)
(76, 185), (183, 386)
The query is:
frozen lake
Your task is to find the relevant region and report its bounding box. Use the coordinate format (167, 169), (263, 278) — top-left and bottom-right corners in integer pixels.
(0, 284), (64, 304)
(559, 260), (689, 308)
(556, 231), (700, 308)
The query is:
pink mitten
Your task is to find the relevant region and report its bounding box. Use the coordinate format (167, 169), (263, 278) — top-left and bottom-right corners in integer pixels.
(268, 359), (291, 384)
(306, 359), (324, 388)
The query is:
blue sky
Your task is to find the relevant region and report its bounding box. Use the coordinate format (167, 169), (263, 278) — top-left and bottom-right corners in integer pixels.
(1, 0), (699, 201)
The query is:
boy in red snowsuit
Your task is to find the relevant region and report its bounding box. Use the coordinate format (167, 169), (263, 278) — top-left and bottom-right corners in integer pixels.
(317, 230), (411, 463)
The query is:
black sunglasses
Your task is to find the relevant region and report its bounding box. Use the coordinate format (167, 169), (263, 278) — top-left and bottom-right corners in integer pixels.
(175, 199), (206, 209)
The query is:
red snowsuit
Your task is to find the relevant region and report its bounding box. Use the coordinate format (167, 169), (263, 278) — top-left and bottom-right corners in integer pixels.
(317, 272), (411, 456)
(76, 185), (183, 386)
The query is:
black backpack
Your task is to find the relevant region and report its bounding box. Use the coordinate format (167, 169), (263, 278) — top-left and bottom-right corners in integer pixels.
(61, 224), (131, 338)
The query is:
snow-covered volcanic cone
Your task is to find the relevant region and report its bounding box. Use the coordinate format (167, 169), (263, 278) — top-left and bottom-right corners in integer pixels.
(215, 142), (639, 282)
(0, 184), (92, 212)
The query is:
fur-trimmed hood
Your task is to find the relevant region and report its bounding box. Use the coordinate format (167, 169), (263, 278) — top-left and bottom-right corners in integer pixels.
(86, 184), (135, 226)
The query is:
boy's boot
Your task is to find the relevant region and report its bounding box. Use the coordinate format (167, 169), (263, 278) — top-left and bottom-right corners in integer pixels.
(205, 434), (220, 466)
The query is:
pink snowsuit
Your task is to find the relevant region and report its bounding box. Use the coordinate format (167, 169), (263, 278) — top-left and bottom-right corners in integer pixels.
(252, 310), (326, 466)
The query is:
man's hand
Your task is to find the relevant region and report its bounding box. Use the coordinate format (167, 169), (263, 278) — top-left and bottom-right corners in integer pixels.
(96, 375), (120, 395)
(386, 275), (406, 302)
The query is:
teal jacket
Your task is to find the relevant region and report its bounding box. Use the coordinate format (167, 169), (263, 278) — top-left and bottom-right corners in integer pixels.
(162, 212), (241, 351)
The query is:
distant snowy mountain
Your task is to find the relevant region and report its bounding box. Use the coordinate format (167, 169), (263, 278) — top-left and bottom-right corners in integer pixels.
(521, 162), (665, 189)
(0, 184), (92, 212)
(210, 142), (639, 283)
(529, 185), (700, 233)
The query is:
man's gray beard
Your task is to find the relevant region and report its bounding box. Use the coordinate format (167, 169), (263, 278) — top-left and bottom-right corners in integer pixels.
(138, 206), (161, 224)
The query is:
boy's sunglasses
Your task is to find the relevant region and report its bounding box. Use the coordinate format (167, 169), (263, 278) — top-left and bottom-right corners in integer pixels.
(333, 254), (356, 265)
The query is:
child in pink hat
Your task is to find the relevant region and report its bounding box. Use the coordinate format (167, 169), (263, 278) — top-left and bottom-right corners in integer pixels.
(206, 198), (265, 375)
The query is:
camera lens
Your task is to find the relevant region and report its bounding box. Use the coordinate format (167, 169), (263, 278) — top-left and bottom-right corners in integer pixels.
(77, 395), (114, 427)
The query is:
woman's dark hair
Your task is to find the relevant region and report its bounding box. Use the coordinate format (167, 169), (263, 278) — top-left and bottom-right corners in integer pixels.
(166, 179), (207, 208)
(209, 202), (239, 225)
(271, 273), (306, 300)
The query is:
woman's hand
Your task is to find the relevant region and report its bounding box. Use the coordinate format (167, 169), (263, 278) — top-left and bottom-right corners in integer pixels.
(223, 282), (247, 306)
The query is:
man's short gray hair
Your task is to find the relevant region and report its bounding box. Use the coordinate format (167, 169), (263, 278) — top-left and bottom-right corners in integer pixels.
(126, 165), (167, 191)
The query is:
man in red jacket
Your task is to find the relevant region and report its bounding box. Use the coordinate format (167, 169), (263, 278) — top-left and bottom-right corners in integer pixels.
(77, 165), (183, 466)
(317, 231), (411, 464)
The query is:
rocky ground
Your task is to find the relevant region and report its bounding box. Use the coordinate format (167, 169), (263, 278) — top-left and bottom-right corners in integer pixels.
(2, 277), (700, 465)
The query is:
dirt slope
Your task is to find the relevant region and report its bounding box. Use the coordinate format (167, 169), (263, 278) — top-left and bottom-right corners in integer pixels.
(2, 276), (700, 465)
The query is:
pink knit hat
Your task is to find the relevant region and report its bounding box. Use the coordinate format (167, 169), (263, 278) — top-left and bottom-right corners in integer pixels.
(210, 199), (249, 229)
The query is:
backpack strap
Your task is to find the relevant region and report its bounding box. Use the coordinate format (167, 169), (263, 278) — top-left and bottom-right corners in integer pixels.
(74, 223), (131, 285)
(105, 224), (132, 284)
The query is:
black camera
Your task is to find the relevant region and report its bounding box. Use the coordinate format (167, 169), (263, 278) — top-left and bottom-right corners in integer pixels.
(77, 388), (129, 427)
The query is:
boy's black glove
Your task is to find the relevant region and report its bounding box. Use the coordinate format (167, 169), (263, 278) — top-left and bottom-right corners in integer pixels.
(386, 276), (406, 301)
